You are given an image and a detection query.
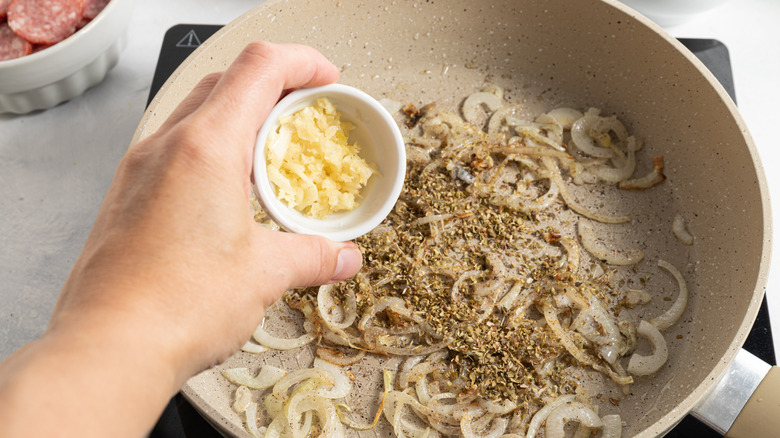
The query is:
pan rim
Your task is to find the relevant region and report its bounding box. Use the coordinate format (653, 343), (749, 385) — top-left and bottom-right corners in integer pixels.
(134, 0), (773, 436)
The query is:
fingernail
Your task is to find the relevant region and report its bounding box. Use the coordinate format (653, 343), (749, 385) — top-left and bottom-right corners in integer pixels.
(330, 245), (362, 283)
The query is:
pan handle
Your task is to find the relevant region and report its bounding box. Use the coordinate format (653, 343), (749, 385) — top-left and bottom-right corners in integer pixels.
(725, 364), (780, 437)
(691, 348), (778, 437)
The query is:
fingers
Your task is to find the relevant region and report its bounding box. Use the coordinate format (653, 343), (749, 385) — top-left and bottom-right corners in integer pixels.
(162, 41), (338, 136)
(199, 41), (340, 137)
(158, 72), (224, 131)
(252, 229), (363, 301)
(153, 41), (340, 188)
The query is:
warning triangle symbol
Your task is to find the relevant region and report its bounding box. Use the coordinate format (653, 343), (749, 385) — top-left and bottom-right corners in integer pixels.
(176, 30), (202, 48)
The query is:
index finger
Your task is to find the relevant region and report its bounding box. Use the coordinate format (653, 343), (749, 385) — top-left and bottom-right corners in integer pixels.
(200, 41), (340, 135)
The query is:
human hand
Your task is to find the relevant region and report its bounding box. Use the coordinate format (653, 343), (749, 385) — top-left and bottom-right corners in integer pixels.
(0, 42), (364, 437)
(54, 41), (363, 377)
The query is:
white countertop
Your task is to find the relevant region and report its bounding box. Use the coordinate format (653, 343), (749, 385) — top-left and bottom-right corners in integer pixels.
(2, 0), (779, 361)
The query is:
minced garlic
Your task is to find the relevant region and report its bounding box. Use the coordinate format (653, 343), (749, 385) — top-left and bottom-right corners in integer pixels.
(265, 97), (376, 218)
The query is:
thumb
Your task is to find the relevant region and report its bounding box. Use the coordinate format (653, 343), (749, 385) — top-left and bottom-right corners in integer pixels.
(252, 228), (364, 295)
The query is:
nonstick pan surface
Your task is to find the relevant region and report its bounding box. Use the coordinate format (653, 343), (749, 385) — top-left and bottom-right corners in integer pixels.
(131, 1), (770, 436)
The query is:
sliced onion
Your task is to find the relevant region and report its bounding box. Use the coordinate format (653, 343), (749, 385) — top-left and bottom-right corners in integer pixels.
(572, 425), (593, 438)
(627, 320), (668, 376)
(336, 404), (375, 431)
(497, 176), (559, 213)
(559, 237), (581, 275)
(264, 392), (283, 419)
(231, 386), (263, 438)
(317, 284), (357, 330)
(487, 104), (526, 134)
(571, 113), (614, 158)
(336, 402), (389, 432)
(533, 114), (565, 143)
(398, 356), (426, 390)
(409, 423), (438, 438)
(427, 416), (463, 436)
(461, 414), (508, 438)
(506, 117), (567, 152)
(543, 300), (633, 386)
(222, 365), (287, 390)
(543, 156), (631, 223)
(407, 361), (445, 383)
(263, 414), (285, 438)
(589, 136), (638, 183)
(510, 277), (535, 324)
(321, 324), (363, 349)
(564, 286), (591, 309)
(572, 300), (626, 365)
(391, 342), (449, 357)
(243, 401), (263, 438)
(577, 220), (643, 265)
(618, 320), (638, 356)
(480, 398), (518, 416)
(672, 214), (694, 245)
(272, 368), (333, 400)
(413, 213), (456, 226)
(285, 393), (317, 438)
(383, 390), (439, 437)
(316, 346), (366, 366)
(618, 156), (666, 190)
(232, 385), (254, 413)
(313, 358), (351, 399)
(453, 405), (486, 423)
(625, 289), (651, 307)
(498, 281), (525, 311)
(337, 369), (391, 431)
(298, 411), (314, 438)
(252, 324), (316, 351)
(525, 395), (576, 438)
(462, 92), (504, 125)
(427, 392), (459, 417)
(493, 146), (572, 159)
(589, 116), (629, 149)
(544, 401), (603, 438)
(415, 374), (433, 405)
(546, 107), (583, 130)
(482, 84), (504, 100)
(601, 414), (623, 438)
(240, 340), (269, 354)
(651, 259), (689, 331)
(451, 269), (482, 301)
(359, 296), (421, 330)
(289, 392), (345, 438)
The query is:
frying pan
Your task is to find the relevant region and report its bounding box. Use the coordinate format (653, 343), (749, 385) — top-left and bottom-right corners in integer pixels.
(130, 0), (775, 436)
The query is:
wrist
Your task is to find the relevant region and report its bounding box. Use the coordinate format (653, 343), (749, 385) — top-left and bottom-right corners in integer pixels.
(0, 326), (178, 437)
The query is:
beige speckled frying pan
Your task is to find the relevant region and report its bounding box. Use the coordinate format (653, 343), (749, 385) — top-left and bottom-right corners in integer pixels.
(131, 0), (775, 436)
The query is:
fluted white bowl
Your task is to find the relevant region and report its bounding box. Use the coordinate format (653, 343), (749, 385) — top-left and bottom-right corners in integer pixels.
(0, 0), (134, 114)
(620, 0), (733, 26)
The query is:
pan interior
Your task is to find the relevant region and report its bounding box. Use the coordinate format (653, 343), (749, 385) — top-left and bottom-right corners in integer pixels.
(134, 0), (769, 436)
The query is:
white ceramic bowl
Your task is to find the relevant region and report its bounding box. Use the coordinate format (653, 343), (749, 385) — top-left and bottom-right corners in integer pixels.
(620, 0), (733, 27)
(0, 0), (134, 114)
(253, 84), (406, 242)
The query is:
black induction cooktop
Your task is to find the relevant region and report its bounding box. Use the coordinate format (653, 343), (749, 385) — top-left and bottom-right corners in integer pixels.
(147, 24), (775, 438)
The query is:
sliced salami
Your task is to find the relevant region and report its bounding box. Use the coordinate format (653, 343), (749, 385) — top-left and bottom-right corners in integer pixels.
(31, 42), (53, 54)
(0, 0), (10, 19)
(0, 21), (32, 61)
(83, 0), (109, 20)
(7, 0), (84, 45)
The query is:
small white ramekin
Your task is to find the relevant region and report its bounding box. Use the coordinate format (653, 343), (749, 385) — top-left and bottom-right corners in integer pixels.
(253, 84), (406, 242)
(619, 0), (733, 26)
(0, 0), (134, 114)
